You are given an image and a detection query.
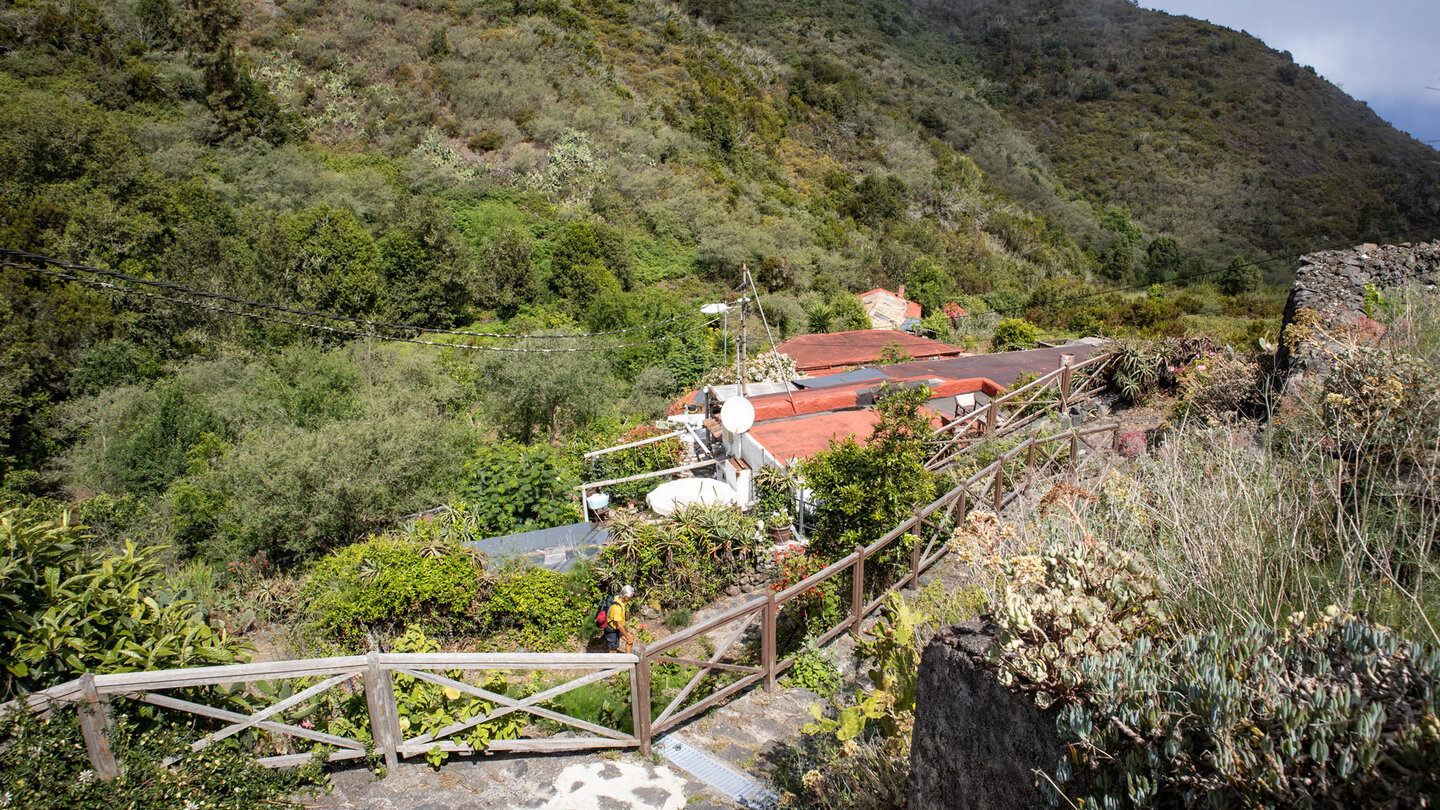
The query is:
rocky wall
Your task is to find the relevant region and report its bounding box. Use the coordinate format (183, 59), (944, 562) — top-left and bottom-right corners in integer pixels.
(1279, 240), (1440, 382)
(908, 619), (1061, 810)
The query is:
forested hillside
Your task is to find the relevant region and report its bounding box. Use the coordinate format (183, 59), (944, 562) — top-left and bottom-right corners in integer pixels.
(0, 0), (1435, 517)
(706, 0), (1440, 269)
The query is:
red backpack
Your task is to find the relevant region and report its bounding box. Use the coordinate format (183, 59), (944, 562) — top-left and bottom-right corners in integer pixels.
(594, 595), (614, 628)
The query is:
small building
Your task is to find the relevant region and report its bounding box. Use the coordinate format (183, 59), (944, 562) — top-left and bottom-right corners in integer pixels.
(462, 522), (610, 571)
(775, 330), (968, 374)
(858, 287), (923, 331)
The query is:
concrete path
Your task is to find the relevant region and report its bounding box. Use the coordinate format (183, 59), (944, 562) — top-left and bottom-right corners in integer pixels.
(304, 751), (732, 809)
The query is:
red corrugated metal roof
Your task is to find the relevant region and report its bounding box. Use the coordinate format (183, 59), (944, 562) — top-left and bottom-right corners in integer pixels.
(776, 330), (967, 373)
(747, 404), (949, 463)
(744, 376), (1002, 421)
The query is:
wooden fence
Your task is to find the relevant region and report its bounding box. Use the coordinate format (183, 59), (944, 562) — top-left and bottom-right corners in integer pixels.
(3, 424), (1118, 777)
(925, 351), (1113, 471)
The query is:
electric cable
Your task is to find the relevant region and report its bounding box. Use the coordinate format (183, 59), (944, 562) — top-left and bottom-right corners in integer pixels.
(0, 248), (729, 340)
(5, 261), (723, 353)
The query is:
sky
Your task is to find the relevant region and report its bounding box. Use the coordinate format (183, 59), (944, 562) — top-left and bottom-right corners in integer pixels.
(1142, 1), (1439, 147)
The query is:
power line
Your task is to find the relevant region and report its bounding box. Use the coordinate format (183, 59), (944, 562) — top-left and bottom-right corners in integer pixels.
(0, 248), (715, 341)
(6, 261), (723, 354)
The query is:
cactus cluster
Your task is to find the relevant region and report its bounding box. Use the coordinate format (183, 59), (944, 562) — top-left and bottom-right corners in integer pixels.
(991, 540), (1167, 709)
(1051, 612), (1440, 808)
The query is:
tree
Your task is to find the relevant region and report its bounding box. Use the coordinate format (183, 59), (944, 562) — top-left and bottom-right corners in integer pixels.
(801, 384), (936, 558)
(478, 341), (618, 444)
(1143, 236), (1182, 285)
(283, 205), (383, 316)
(1219, 255), (1261, 295)
(179, 0), (299, 143)
(478, 228), (539, 317)
(845, 174), (908, 228)
(992, 317), (1039, 351)
(548, 221), (630, 309)
(378, 202), (480, 327)
(832, 293), (872, 331)
(906, 257), (954, 317)
(804, 299), (837, 334)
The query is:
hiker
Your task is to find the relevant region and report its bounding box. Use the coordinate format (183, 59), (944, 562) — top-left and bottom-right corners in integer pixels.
(604, 585), (637, 653)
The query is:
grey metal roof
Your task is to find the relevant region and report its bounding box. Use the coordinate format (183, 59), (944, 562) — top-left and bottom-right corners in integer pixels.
(463, 522), (609, 571)
(791, 367), (889, 389)
(702, 380), (799, 403)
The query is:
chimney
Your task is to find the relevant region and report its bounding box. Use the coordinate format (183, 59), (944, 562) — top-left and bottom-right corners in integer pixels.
(897, 285), (906, 299)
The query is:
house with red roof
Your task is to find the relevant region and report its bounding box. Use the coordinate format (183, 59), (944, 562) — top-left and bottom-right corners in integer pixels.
(858, 286), (923, 330)
(774, 330), (967, 374)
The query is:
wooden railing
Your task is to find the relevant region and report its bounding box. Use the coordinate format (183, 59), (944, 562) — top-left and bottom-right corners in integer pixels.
(4, 652), (643, 776)
(925, 351), (1114, 471)
(4, 425), (1119, 778)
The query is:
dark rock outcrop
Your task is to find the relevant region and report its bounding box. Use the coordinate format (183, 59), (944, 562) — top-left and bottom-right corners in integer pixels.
(1278, 240), (1440, 385)
(908, 619), (1062, 810)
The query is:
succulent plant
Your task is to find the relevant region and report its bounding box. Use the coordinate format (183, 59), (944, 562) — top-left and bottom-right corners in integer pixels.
(1049, 613), (1440, 808)
(990, 539), (1168, 709)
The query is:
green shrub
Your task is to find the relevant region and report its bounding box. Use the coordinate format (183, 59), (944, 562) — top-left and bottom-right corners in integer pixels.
(664, 607), (693, 629)
(0, 707), (321, 809)
(784, 639), (842, 696)
(381, 627), (521, 766)
(0, 508), (248, 699)
(457, 440), (579, 536)
(991, 318), (1039, 351)
(1052, 615), (1440, 808)
(299, 535), (484, 647)
(480, 565), (581, 650)
(467, 129), (504, 151)
(801, 385), (935, 560)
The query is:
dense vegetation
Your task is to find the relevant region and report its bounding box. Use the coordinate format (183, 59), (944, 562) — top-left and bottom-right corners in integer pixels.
(11, 0), (1420, 502)
(1, 0), (1436, 793)
(774, 288), (1440, 809)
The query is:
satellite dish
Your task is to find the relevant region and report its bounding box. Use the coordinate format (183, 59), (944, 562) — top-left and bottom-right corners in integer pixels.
(720, 396), (755, 434)
(700, 303), (729, 315)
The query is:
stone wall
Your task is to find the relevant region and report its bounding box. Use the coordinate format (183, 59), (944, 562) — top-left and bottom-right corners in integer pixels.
(1279, 240), (1440, 381)
(908, 619), (1061, 810)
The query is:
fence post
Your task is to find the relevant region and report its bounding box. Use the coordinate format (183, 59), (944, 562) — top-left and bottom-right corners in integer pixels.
(1059, 354), (1074, 412)
(1069, 432), (1079, 475)
(762, 591), (778, 693)
(363, 651), (400, 772)
(992, 465), (1005, 514)
(77, 673), (119, 781)
(1111, 425), (1122, 452)
(632, 643), (653, 756)
(986, 400), (998, 434)
(1025, 439), (1037, 489)
(910, 508), (924, 586)
(850, 546), (865, 634)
